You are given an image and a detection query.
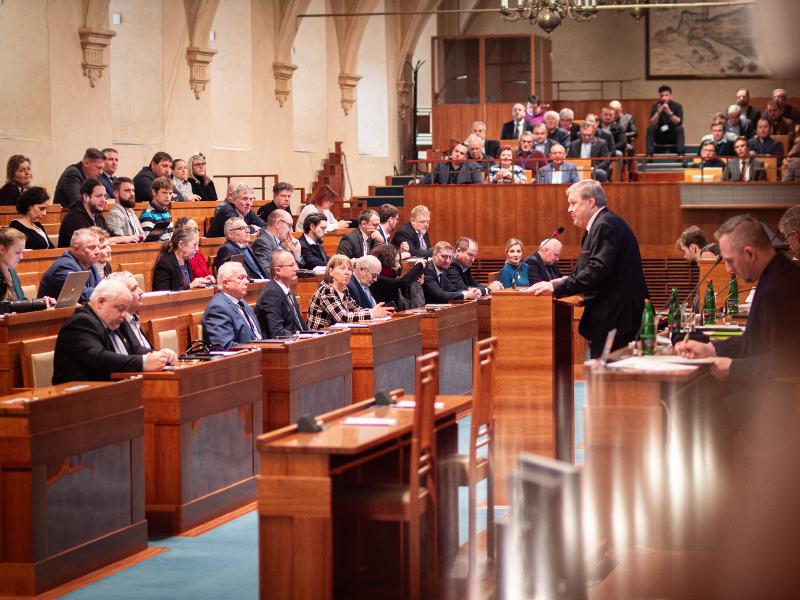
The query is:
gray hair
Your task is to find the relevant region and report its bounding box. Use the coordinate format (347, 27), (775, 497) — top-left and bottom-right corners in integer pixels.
(544, 110), (560, 121)
(727, 104), (741, 116)
(232, 183), (254, 199)
(71, 227), (99, 248)
(778, 205), (800, 239)
(559, 108), (574, 120)
(550, 143), (566, 154)
(355, 255), (380, 272)
(224, 217), (247, 237)
(216, 261), (246, 288)
(539, 238), (563, 250)
(567, 179), (607, 207)
(90, 279), (131, 304)
(107, 270), (137, 286)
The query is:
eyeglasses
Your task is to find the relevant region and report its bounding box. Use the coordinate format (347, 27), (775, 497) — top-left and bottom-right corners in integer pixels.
(280, 221), (293, 228)
(230, 226), (249, 232)
(362, 268), (380, 280)
(275, 263), (297, 269)
(193, 162), (207, 167)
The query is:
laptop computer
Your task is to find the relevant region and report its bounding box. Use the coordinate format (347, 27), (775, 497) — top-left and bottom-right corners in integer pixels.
(143, 221), (170, 243)
(229, 254), (245, 265)
(55, 270), (91, 309)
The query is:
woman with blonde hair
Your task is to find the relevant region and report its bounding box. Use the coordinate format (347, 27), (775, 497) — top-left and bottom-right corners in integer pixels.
(0, 227), (51, 311)
(499, 237), (529, 288)
(306, 254), (392, 329)
(188, 154), (218, 201)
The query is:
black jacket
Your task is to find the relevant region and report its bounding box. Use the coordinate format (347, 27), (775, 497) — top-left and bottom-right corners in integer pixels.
(299, 235), (329, 270)
(525, 251), (563, 284)
(371, 262), (425, 308)
(206, 203), (266, 238)
(153, 252), (194, 291)
(337, 229), (376, 260)
(57, 206), (110, 248)
(391, 222), (432, 258)
(256, 278), (307, 337)
(422, 262), (463, 304)
(213, 241), (265, 279)
(446, 262), (487, 295)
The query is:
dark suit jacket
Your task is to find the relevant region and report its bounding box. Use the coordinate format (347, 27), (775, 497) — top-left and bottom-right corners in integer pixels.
(391, 222), (432, 258)
(548, 128), (570, 146)
(38, 250), (101, 301)
(418, 161), (482, 185)
(118, 316), (152, 353)
(553, 209), (648, 355)
(206, 203), (266, 238)
(748, 136), (784, 159)
(500, 120), (533, 140)
(721, 158), (767, 181)
(484, 139), (501, 159)
(299, 235), (329, 269)
(567, 138), (611, 173)
(202, 292), (262, 349)
(422, 262), (463, 303)
(371, 262), (425, 307)
(337, 228), (376, 259)
(594, 129), (616, 158)
(52, 306), (145, 384)
(214, 241), (265, 279)
(525, 251), (563, 284)
(57, 206), (110, 248)
(152, 252), (194, 291)
(99, 173), (115, 199)
(446, 262), (487, 295)
(256, 201), (292, 222)
(256, 279), (307, 338)
(53, 162), (87, 208)
(347, 278), (375, 309)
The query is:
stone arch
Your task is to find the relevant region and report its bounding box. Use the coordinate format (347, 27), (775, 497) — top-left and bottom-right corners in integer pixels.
(183, 0), (220, 99)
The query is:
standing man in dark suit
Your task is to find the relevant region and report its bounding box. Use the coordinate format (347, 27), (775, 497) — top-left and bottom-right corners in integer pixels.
(202, 262), (263, 349)
(337, 209), (382, 259)
(422, 241), (481, 304)
(392, 205), (432, 258)
(500, 103), (534, 140)
(213, 217), (266, 279)
(256, 250), (307, 337)
(411, 143), (482, 185)
(206, 183), (266, 238)
(531, 180), (648, 357)
(567, 123), (611, 182)
(448, 237), (503, 295)
(347, 255), (381, 309)
(52, 279), (173, 384)
(525, 238), (564, 284)
(299, 212), (330, 269)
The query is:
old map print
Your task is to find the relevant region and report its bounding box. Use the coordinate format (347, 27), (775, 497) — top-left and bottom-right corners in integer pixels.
(647, 4), (767, 79)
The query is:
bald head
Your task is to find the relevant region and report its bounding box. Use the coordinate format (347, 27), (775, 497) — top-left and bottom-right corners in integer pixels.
(538, 238), (563, 265)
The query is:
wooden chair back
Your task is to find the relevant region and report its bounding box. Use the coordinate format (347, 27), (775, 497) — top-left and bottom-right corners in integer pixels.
(761, 156), (778, 181)
(21, 336), (57, 388)
(189, 311), (205, 343)
(471, 337), (497, 444)
(571, 158), (592, 180)
(487, 270), (501, 284)
(119, 262), (150, 292)
(412, 351), (439, 518)
(144, 315), (188, 353)
(21, 284), (36, 300)
(773, 134), (790, 156)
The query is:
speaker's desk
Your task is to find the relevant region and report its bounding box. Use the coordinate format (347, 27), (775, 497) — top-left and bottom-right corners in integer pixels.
(240, 331), (353, 432)
(0, 379), (146, 595)
(115, 350), (262, 535)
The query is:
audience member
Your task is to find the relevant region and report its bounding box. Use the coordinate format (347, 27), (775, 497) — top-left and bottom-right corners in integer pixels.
(306, 254), (392, 329)
(531, 123), (553, 156)
(9, 187), (54, 250)
(691, 140), (726, 169)
(515, 131), (546, 176)
(543, 110), (569, 145)
(257, 181), (294, 222)
(337, 209), (382, 259)
(465, 134), (489, 164)
(252, 209), (304, 278)
(448, 237), (502, 295)
(609, 100), (639, 181)
(489, 146), (526, 183)
(377, 203), (399, 243)
(525, 238), (563, 284)
(777, 205), (800, 256)
(412, 142), (481, 185)
(295, 184), (349, 232)
(524, 94), (547, 125)
(38, 228), (101, 301)
(646, 84), (685, 155)
(763, 88), (800, 124)
(748, 118), (784, 161)
(392, 204), (432, 258)
(0, 227), (51, 311)
(422, 241), (481, 303)
(722, 137), (767, 181)
(500, 103), (533, 140)
(207, 182), (266, 238)
(152, 227), (214, 291)
(171, 159), (200, 201)
(370, 243), (426, 309)
(57, 178), (111, 248)
(53, 147), (105, 208)
(735, 88), (760, 124)
(725, 104), (755, 140)
(347, 255), (382, 309)
(90, 226), (112, 278)
(106, 177), (145, 240)
(107, 271), (156, 352)
(599, 107), (622, 155)
(99, 147), (119, 199)
(139, 176), (174, 241)
(213, 217), (266, 280)
(470, 120), (500, 158)
(558, 108), (580, 144)
(700, 112), (736, 144)
(202, 262), (262, 349)
(764, 100), (794, 137)
(256, 249), (307, 337)
(675, 225), (719, 263)
(173, 217), (211, 278)
(499, 238), (528, 288)
(0, 155), (32, 205)
(52, 279), (174, 384)
(699, 122), (733, 158)
(568, 122), (611, 182)
(189, 154), (218, 201)
(537, 144), (579, 184)
(782, 159), (800, 182)
(299, 212), (330, 269)
(133, 151), (174, 203)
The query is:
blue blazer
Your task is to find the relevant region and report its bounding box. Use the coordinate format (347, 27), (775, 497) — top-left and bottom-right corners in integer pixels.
(537, 163), (580, 184)
(347, 278), (374, 309)
(38, 250), (101, 301)
(202, 292), (262, 349)
(213, 241), (265, 279)
(499, 262), (529, 288)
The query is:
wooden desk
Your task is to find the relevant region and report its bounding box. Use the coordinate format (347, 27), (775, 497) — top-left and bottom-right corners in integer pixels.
(257, 394), (470, 599)
(114, 351), (262, 535)
(0, 379), (146, 595)
(346, 316), (423, 403)
(476, 296), (492, 339)
(406, 302), (478, 395)
(241, 331), (353, 432)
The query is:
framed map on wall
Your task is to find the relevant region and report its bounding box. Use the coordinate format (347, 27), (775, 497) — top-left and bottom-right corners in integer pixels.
(646, 4), (768, 79)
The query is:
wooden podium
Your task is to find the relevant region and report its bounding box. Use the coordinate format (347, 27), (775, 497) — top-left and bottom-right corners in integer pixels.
(415, 302), (478, 395)
(241, 331), (353, 432)
(490, 292), (574, 502)
(0, 379), (147, 595)
(117, 351), (262, 535)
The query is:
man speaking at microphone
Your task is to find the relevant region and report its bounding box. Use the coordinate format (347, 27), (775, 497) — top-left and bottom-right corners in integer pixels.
(530, 180), (648, 358)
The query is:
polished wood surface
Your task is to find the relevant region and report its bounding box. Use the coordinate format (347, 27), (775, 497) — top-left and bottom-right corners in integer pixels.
(0, 379), (147, 595)
(490, 292), (573, 504)
(698, 257), (751, 306)
(240, 331), (353, 432)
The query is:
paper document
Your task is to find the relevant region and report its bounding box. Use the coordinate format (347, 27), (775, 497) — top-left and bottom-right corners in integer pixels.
(607, 357), (699, 373)
(395, 400), (445, 409)
(328, 322), (370, 329)
(641, 355), (716, 366)
(342, 417), (397, 426)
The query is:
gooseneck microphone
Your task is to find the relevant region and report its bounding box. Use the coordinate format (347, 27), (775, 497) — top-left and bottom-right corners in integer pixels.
(535, 226), (565, 254)
(679, 254), (723, 312)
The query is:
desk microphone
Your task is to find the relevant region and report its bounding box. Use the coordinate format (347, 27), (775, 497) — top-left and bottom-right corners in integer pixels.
(535, 227), (565, 253)
(679, 254), (723, 312)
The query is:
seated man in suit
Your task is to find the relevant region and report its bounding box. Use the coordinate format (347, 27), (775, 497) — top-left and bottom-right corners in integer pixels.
(256, 250), (307, 337)
(778, 205), (800, 257)
(537, 144), (580, 184)
(698, 122), (734, 158)
(584, 113), (617, 167)
(106, 271), (159, 353)
(258, 181), (296, 223)
(558, 108), (581, 144)
(52, 279), (174, 384)
(206, 183), (266, 238)
(299, 212), (330, 269)
(723, 136), (767, 181)
(410, 142), (482, 185)
(500, 103), (533, 140)
(39, 227), (102, 302)
(377, 203), (399, 244)
(251, 209), (304, 278)
(748, 119), (784, 163)
(567, 123), (611, 182)
(465, 134), (492, 169)
(515, 131), (547, 177)
(423, 241), (481, 304)
(392, 204), (432, 258)
(543, 111), (570, 146)
(470, 120), (500, 158)
(530, 123), (553, 157)
(725, 104), (754, 140)
(525, 238), (564, 284)
(214, 217), (266, 279)
(133, 151), (174, 203)
(347, 255), (382, 309)
(448, 237), (503, 295)
(202, 262), (263, 349)
(337, 209), (382, 259)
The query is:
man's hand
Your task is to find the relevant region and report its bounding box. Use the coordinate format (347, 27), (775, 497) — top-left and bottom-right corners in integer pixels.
(285, 236), (302, 257)
(530, 281), (554, 296)
(674, 340), (717, 359)
(399, 241), (410, 253)
(143, 351), (169, 371)
(337, 220), (351, 229)
(464, 288), (481, 300)
(161, 348), (178, 366)
(710, 357), (732, 380)
(371, 302), (395, 318)
(43, 296), (57, 308)
(488, 280), (504, 292)
(369, 230), (384, 243)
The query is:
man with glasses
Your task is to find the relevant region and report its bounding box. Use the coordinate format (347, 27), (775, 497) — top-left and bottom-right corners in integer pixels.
(337, 209), (382, 259)
(256, 250), (308, 337)
(213, 217), (266, 279)
(423, 241), (481, 304)
(515, 130), (546, 177)
(392, 205), (433, 258)
(207, 182), (266, 238)
(347, 255), (382, 309)
(252, 209), (305, 278)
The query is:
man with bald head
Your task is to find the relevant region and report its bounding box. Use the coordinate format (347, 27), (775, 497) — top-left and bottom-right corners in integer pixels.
(347, 255), (382, 309)
(202, 262), (263, 349)
(52, 279), (174, 383)
(252, 209), (305, 278)
(525, 238), (564, 284)
(256, 250), (307, 337)
(537, 145), (579, 184)
(501, 103), (534, 140)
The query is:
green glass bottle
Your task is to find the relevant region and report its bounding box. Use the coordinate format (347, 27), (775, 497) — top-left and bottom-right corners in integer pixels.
(726, 274), (739, 317)
(703, 280), (716, 325)
(667, 287), (681, 333)
(641, 298), (656, 355)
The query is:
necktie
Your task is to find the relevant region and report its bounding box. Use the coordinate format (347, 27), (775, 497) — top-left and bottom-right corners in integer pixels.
(439, 272), (445, 289)
(130, 315), (152, 350)
(243, 247), (263, 279)
(740, 160), (748, 181)
(514, 122), (521, 139)
(286, 292), (304, 330)
(238, 300), (262, 340)
(363, 284), (376, 308)
(418, 233), (427, 250)
(108, 330), (129, 355)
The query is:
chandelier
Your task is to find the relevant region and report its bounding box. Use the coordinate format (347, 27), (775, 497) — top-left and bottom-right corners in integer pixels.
(500, 1), (599, 36)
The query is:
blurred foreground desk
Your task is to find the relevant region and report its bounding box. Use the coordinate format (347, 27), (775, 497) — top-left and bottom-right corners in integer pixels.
(241, 331), (353, 432)
(116, 351), (262, 535)
(0, 380), (146, 595)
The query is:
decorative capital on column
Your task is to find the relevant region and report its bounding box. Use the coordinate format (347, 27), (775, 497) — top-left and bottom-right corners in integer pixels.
(396, 80), (413, 121)
(186, 46), (218, 100)
(338, 73), (362, 116)
(273, 61), (299, 108)
(78, 27), (116, 88)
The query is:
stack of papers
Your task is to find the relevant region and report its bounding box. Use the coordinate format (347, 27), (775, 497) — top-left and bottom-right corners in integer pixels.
(342, 417), (397, 426)
(395, 400), (445, 409)
(606, 356), (700, 372)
